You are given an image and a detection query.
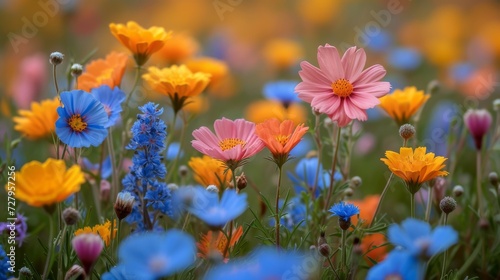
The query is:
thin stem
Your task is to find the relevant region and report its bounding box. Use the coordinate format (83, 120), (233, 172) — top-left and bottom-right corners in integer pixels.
(411, 193), (415, 219)
(165, 111), (186, 183)
(124, 66), (142, 108)
(324, 128), (342, 211)
(114, 219), (122, 261)
(107, 128), (119, 203)
(371, 173), (394, 226)
(425, 186), (433, 222)
(311, 114), (322, 198)
(275, 166), (283, 249)
(476, 151), (484, 217)
(441, 213), (449, 279)
(53, 65), (60, 97)
(57, 224), (68, 280)
(42, 214), (55, 280)
(340, 229), (347, 272)
(327, 254), (340, 280)
(181, 213), (191, 231)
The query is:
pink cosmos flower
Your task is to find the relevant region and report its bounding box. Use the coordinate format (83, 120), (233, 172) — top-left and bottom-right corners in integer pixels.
(464, 109), (492, 150)
(192, 118), (264, 170)
(295, 44), (391, 127)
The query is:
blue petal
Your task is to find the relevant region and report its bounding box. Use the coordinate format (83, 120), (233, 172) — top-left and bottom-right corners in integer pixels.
(428, 226), (458, 256)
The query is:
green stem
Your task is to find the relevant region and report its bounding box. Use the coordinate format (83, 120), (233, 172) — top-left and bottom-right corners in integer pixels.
(441, 213), (449, 279)
(124, 66), (142, 109)
(327, 254), (340, 280)
(311, 114), (322, 198)
(107, 128), (119, 203)
(371, 173), (394, 226)
(275, 166), (283, 249)
(324, 127), (342, 211)
(53, 65), (60, 97)
(165, 111), (186, 183)
(476, 151), (484, 217)
(57, 224), (68, 280)
(42, 214), (55, 280)
(411, 193), (415, 219)
(425, 185), (433, 222)
(341, 229), (347, 272)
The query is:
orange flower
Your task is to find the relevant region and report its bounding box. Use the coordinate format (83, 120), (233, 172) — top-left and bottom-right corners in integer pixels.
(13, 97), (59, 140)
(381, 147), (448, 194)
(348, 195), (380, 227)
(188, 155), (232, 189)
(74, 220), (117, 246)
(77, 52), (129, 92)
(185, 57), (228, 88)
(197, 226), (243, 262)
(263, 39), (303, 69)
(378, 87), (430, 126)
(245, 100), (307, 125)
(361, 233), (387, 265)
(109, 21), (172, 66)
(157, 33), (199, 64)
(255, 118), (308, 167)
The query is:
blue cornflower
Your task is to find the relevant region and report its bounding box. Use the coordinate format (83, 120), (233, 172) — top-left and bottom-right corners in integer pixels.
(0, 245), (11, 280)
(185, 187), (247, 229)
(91, 85), (126, 128)
(55, 90), (108, 148)
(366, 250), (422, 280)
(288, 157), (342, 197)
(263, 80), (301, 107)
(329, 201), (359, 221)
(104, 230), (196, 280)
(388, 218), (458, 258)
(204, 247), (313, 280)
(81, 156), (113, 179)
(387, 48), (422, 71)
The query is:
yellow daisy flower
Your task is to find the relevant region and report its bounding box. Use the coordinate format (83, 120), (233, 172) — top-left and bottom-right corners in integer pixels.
(188, 155), (232, 189)
(74, 220), (117, 246)
(378, 87), (430, 126)
(13, 97), (59, 140)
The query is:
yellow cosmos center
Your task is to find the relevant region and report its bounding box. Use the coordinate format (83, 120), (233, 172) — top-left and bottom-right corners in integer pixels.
(331, 78), (353, 97)
(219, 138), (246, 151)
(68, 114), (87, 132)
(275, 135), (289, 146)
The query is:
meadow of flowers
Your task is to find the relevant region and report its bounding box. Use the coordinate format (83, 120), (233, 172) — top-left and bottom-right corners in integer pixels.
(0, 1), (499, 279)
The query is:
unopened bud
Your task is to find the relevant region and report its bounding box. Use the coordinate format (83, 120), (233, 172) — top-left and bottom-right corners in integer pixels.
(19, 266), (32, 280)
(178, 165), (189, 178)
(478, 217), (489, 230)
(100, 180), (111, 202)
(353, 237), (363, 255)
(49, 52), (64, 65)
(62, 207), (81, 226)
(236, 173), (247, 190)
(114, 192), (135, 220)
(489, 172), (498, 187)
(70, 63), (83, 77)
(427, 80), (440, 95)
(206, 185), (219, 193)
(338, 217), (351, 231)
(493, 99), (500, 111)
(399, 124), (416, 140)
(313, 108), (321, 116)
(344, 187), (354, 197)
(439, 196), (457, 214)
(453, 185), (464, 197)
(167, 183), (179, 192)
(64, 264), (85, 280)
(317, 232), (330, 257)
(350, 176), (362, 188)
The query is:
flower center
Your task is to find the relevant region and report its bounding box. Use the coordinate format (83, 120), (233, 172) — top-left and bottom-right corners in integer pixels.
(331, 78), (353, 97)
(219, 138), (246, 151)
(68, 114), (88, 132)
(275, 135), (289, 146)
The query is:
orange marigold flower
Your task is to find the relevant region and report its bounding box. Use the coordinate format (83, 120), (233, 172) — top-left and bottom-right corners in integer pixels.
(245, 100), (307, 125)
(142, 65), (210, 113)
(255, 118), (308, 167)
(77, 52), (129, 92)
(109, 21), (172, 66)
(378, 86), (430, 126)
(348, 195), (380, 227)
(188, 155), (232, 189)
(74, 220), (117, 246)
(381, 147), (448, 194)
(361, 233), (387, 265)
(8, 158), (85, 207)
(263, 39), (303, 69)
(13, 97), (59, 140)
(157, 33), (199, 64)
(197, 226), (243, 262)
(185, 57), (228, 88)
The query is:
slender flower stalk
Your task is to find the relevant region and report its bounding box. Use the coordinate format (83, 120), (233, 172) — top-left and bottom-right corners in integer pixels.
(275, 167), (283, 249)
(425, 185), (432, 222)
(476, 151), (484, 217)
(42, 214), (55, 280)
(371, 173), (394, 226)
(324, 127), (342, 211)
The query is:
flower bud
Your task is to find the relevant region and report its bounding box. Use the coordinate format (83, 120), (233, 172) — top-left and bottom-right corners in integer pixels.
(489, 172), (498, 187)
(478, 217), (489, 230)
(493, 99), (500, 111)
(167, 183), (179, 192)
(350, 176), (362, 188)
(317, 232), (330, 257)
(427, 80), (440, 95)
(236, 173), (247, 190)
(399, 124), (416, 140)
(343, 187), (354, 197)
(178, 165), (189, 178)
(100, 180), (111, 202)
(206, 185), (219, 193)
(70, 63), (83, 77)
(114, 192), (135, 220)
(62, 207), (81, 226)
(72, 234), (104, 275)
(453, 185), (464, 197)
(64, 264), (85, 280)
(19, 266), (32, 280)
(439, 196), (457, 214)
(49, 52), (64, 65)
(464, 109), (492, 150)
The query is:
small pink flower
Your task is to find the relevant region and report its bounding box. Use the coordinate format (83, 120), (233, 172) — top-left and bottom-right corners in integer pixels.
(464, 109), (492, 150)
(295, 44), (390, 127)
(192, 118), (264, 170)
(72, 233), (104, 275)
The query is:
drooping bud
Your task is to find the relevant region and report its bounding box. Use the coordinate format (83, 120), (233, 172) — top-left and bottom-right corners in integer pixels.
(399, 123), (416, 140)
(114, 192), (135, 220)
(439, 196), (457, 214)
(62, 207), (81, 226)
(64, 264), (85, 280)
(453, 185), (464, 197)
(49, 52), (64, 65)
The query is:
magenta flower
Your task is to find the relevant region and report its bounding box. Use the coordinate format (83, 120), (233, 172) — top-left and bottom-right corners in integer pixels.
(464, 109), (492, 150)
(72, 233), (104, 276)
(295, 44), (391, 127)
(191, 118), (264, 170)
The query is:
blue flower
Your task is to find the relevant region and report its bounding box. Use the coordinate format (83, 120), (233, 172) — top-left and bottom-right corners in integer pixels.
(108, 230), (196, 279)
(365, 30), (393, 52)
(81, 156), (113, 179)
(0, 213), (28, 246)
(166, 142), (184, 161)
(204, 247), (312, 280)
(55, 90), (108, 148)
(388, 218), (458, 258)
(0, 245), (12, 280)
(185, 187), (248, 228)
(102, 265), (149, 280)
(366, 250), (422, 280)
(270, 196), (307, 230)
(263, 80), (301, 107)
(91, 85), (126, 128)
(288, 157), (341, 197)
(144, 181), (172, 215)
(387, 48), (422, 70)
(329, 201), (359, 221)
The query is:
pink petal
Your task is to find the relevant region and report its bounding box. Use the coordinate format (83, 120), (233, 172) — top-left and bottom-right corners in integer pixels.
(214, 118), (236, 139)
(342, 47), (366, 81)
(296, 82), (332, 103)
(343, 99), (368, 120)
(192, 127), (220, 147)
(353, 81), (391, 98)
(298, 61), (331, 85)
(348, 92), (380, 109)
(317, 45), (344, 81)
(354, 64), (386, 85)
(311, 94), (340, 116)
